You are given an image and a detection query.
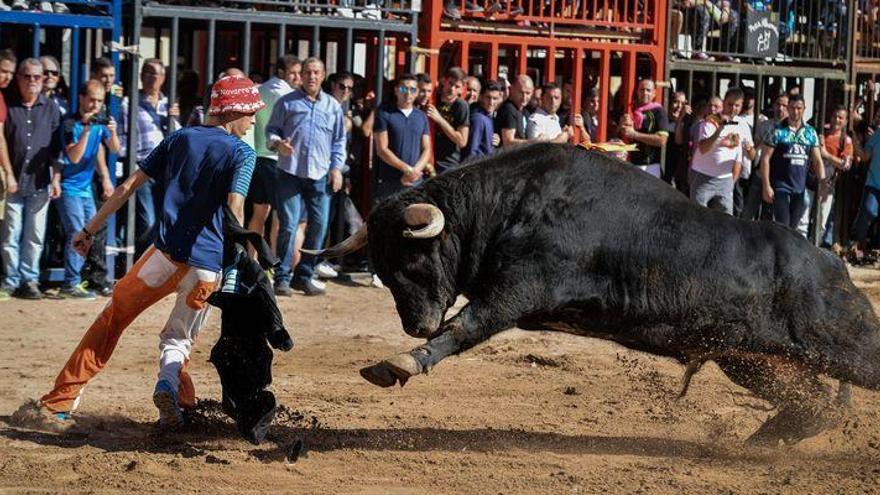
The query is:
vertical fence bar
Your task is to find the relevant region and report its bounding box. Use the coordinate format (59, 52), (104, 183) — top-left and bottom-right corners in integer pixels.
(344, 27), (353, 72)
(71, 28), (80, 113)
(311, 25), (320, 58)
(243, 21), (251, 74)
(126, 0), (143, 271)
(599, 49), (610, 142)
(169, 16), (178, 130)
(207, 19), (216, 85)
(32, 24), (40, 57)
(279, 23), (287, 57)
(375, 30), (385, 107)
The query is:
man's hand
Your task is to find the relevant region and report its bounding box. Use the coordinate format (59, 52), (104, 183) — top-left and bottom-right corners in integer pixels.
(102, 179), (114, 200)
(425, 104), (442, 123)
(818, 179), (831, 201)
(72, 229), (93, 257)
(49, 177), (61, 199)
(573, 114), (585, 129)
(492, 133), (501, 147)
(111, 84), (124, 98)
(276, 137), (294, 157)
(5, 173), (18, 195)
(168, 103), (180, 118)
(762, 185), (775, 204)
(106, 117), (118, 136)
(329, 168), (343, 193)
(620, 125), (636, 140)
(401, 167), (421, 186)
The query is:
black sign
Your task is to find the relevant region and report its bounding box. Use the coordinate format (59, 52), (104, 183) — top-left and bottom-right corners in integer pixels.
(744, 10), (779, 58)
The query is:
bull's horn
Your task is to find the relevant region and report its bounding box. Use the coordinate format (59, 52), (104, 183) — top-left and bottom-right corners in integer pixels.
(403, 203), (445, 239)
(301, 225), (368, 258)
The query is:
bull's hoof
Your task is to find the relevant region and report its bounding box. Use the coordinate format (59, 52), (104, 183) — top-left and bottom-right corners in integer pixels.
(746, 406), (827, 446)
(360, 353), (422, 388)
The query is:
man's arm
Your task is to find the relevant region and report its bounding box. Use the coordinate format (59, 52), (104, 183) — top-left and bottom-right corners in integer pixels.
(697, 120), (723, 154)
(228, 142), (257, 226)
(375, 130), (414, 173)
(65, 125), (92, 164)
(104, 120), (121, 154)
(760, 144), (775, 202)
(95, 145), (115, 200)
(811, 144), (826, 181)
(501, 128), (530, 146)
(426, 104), (469, 147)
(265, 97), (288, 151)
(0, 124), (15, 193)
(415, 133), (433, 170)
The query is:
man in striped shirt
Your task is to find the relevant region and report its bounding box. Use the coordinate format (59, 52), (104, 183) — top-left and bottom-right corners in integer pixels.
(22, 75), (264, 432)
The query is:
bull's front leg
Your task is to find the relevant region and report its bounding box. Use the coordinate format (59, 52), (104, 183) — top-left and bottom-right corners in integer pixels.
(360, 301), (517, 388)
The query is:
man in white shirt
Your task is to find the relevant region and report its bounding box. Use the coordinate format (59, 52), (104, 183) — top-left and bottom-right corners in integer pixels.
(248, 55), (301, 238)
(689, 87), (754, 215)
(526, 83), (572, 143)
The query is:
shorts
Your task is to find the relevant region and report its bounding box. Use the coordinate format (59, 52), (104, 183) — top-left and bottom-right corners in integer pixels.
(248, 156), (279, 207)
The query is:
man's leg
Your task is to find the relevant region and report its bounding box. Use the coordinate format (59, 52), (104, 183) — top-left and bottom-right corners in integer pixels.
(796, 189), (814, 238)
(135, 179), (157, 259)
(155, 265), (219, 424)
(57, 195), (85, 289)
(294, 176), (331, 286)
(851, 187), (880, 244)
(19, 190), (50, 286)
(273, 172), (303, 290)
(789, 191), (808, 231)
(822, 194), (836, 247)
(0, 192), (24, 288)
(39, 247), (188, 414)
(772, 190), (792, 227)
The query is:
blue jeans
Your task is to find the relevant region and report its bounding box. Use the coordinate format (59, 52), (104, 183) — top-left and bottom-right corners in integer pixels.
(275, 173), (331, 286)
(852, 186), (880, 244)
(58, 194), (97, 287)
(135, 177), (163, 259)
(772, 189), (807, 230)
(0, 190), (50, 287)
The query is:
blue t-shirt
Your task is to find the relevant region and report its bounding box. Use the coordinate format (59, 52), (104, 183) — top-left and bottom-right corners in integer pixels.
(139, 126), (256, 271)
(373, 104), (429, 183)
(62, 119), (111, 198)
(865, 131), (880, 191)
(768, 120), (819, 194)
(463, 105), (494, 162)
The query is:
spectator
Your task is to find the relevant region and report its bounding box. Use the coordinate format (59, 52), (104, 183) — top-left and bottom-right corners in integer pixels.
(415, 73), (433, 110)
(28, 75), (263, 432)
(742, 93), (788, 220)
(689, 88), (753, 215)
(176, 70), (202, 129)
(78, 57), (121, 297)
(526, 86), (542, 114)
(0, 49), (15, 257)
(373, 74), (432, 199)
(557, 81), (574, 128)
(266, 57), (345, 297)
(444, 0), (484, 20)
(39, 55), (67, 117)
(665, 90), (693, 195)
(495, 74), (534, 147)
(672, 0), (739, 61)
(463, 80), (503, 162)
(0, 58), (62, 300)
(583, 87), (600, 143)
(619, 79), (669, 178)
(120, 59), (180, 259)
(249, 55), (299, 249)
(464, 76), (481, 104)
(851, 108), (880, 252)
(527, 83), (572, 143)
(759, 94), (826, 230)
(732, 90), (758, 216)
(58, 80), (120, 299)
(426, 67), (469, 174)
(798, 106), (853, 245)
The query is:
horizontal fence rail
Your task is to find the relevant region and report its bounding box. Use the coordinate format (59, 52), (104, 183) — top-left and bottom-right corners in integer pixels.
(442, 0), (657, 31)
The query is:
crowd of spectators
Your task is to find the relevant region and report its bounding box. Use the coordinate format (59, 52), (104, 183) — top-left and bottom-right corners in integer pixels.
(1, 43), (880, 301)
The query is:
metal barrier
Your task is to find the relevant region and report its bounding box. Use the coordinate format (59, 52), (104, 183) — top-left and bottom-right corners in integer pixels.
(855, 1), (880, 63)
(443, 0), (657, 33)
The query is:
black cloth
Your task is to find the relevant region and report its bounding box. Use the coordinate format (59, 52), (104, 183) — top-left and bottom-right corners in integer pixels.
(208, 207), (292, 444)
(4, 93), (62, 192)
(664, 113), (693, 195)
(494, 100), (529, 143)
(248, 156), (279, 207)
(434, 98), (469, 174)
(630, 106), (669, 166)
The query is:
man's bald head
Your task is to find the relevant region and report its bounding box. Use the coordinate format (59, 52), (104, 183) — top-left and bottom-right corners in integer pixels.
(510, 74), (535, 109)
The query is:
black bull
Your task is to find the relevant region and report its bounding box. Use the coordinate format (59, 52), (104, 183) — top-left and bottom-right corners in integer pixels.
(315, 143), (880, 445)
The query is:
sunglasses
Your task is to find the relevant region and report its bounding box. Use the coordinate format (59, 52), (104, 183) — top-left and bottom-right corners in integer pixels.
(338, 84), (353, 91)
(398, 86), (418, 94)
(19, 74), (44, 80)
(44, 70), (59, 76)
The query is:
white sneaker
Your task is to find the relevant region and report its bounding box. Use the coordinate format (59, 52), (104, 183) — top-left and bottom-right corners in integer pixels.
(11, 0), (28, 9)
(370, 274), (384, 289)
(53, 2), (68, 12)
(336, 6), (353, 17)
(315, 261), (338, 279)
(38, 1), (52, 11)
(311, 278), (327, 290)
(0, 2), (11, 11)
(360, 3), (380, 19)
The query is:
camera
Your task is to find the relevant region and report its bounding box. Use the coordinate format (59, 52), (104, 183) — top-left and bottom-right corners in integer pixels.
(89, 113), (110, 126)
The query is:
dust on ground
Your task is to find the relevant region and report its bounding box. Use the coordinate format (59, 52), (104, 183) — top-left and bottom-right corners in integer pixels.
(1, 268), (880, 494)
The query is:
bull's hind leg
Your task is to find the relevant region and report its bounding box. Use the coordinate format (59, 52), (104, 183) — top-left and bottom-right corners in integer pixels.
(715, 356), (834, 446)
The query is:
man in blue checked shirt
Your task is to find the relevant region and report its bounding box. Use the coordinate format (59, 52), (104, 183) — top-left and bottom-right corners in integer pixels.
(266, 57), (346, 297)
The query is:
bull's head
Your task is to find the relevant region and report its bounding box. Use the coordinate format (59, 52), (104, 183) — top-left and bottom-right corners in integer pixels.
(305, 201), (455, 339)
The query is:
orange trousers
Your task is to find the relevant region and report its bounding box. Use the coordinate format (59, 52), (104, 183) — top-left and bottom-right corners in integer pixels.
(40, 247), (219, 414)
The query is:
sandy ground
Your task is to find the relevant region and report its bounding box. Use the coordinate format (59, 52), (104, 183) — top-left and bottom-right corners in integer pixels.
(2, 268), (880, 494)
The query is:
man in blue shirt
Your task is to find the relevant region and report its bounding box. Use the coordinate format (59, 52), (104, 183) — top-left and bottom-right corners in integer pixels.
(463, 80), (503, 162)
(373, 73), (432, 200)
(26, 75), (263, 432)
(759, 94), (826, 229)
(266, 57), (346, 296)
(58, 80), (120, 299)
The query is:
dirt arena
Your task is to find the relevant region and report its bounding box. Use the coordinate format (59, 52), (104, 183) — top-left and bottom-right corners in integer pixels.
(2, 268), (880, 494)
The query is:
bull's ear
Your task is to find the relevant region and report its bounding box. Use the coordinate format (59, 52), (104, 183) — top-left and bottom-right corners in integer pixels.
(402, 203), (445, 239)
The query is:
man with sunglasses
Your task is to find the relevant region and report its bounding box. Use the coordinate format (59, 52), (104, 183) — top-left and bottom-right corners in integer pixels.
(0, 58), (63, 300)
(39, 56), (67, 118)
(374, 74), (431, 199)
